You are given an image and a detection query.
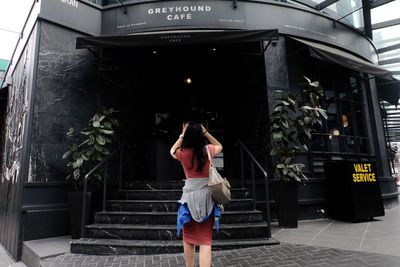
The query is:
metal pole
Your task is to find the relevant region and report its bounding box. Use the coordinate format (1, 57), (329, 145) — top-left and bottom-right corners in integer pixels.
(103, 162), (108, 212)
(81, 176), (88, 238)
(251, 163), (256, 210)
(240, 146), (245, 188)
(264, 174), (272, 238)
(119, 147), (123, 191)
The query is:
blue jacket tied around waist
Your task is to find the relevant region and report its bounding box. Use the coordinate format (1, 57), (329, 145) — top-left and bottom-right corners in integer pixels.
(176, 178), (221, 237)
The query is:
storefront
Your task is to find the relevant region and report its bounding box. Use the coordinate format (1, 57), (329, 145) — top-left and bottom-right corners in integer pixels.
(0, 0), (398, 260)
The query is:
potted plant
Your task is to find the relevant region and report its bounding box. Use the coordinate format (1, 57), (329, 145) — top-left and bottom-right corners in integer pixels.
(63, 107), (119, 238)
(270, 76), (327, 227)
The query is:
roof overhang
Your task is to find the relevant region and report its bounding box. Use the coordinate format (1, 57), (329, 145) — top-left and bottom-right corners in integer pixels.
(290, 37), (393, 80)
(76, 29), (279, 49)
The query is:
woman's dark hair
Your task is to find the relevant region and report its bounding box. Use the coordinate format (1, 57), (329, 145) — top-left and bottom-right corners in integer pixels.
(180, 123), (207, 171)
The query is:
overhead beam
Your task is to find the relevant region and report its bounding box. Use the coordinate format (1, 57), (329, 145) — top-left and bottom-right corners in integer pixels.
(315, 0), (340, 11)
(371, 0), (396, 9)
(377, 43), (400, 54)
(372, 18), (400, 30)
(379, 57), (400, 65)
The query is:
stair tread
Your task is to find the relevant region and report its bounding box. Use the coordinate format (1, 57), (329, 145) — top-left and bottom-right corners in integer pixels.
(86, 223), (268, 229)
(116, 188), (246, 192)
(72, 238), (278, 247)
(96, 210), (262, 215)
(107, 199), (253, 203)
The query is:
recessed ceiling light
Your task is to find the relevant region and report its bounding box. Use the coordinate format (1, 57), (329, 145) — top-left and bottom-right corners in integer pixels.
(185, 77), (192, 84)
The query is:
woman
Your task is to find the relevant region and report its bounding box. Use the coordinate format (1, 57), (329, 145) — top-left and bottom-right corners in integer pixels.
(170, 123), (223, 267)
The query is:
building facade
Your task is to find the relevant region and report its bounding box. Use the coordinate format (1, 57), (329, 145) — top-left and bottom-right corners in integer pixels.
(0, 0), (398, 260)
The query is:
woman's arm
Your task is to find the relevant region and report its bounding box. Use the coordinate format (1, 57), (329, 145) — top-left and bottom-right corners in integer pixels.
(201, 125), (223, 154)
(170, 124), (188, 159)
(170, 134), (183, 160)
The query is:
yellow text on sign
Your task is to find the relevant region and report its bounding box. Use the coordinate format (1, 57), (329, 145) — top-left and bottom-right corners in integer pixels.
(352, 163), (376, 182)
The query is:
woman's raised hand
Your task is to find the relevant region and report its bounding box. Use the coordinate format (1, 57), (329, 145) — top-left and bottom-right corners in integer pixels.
(182, 123), (189, 134)
(201, 124), (207, 134)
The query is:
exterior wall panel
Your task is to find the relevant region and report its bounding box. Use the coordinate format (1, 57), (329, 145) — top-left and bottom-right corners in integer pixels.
(0, 23), (39, 261)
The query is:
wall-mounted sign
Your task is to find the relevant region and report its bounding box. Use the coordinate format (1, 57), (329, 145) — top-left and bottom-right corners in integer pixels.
(324, 161), (384, 221)
(102, 1), (246, 34)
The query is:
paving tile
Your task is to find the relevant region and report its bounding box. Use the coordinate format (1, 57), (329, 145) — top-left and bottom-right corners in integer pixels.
(40, 242), (400, 267)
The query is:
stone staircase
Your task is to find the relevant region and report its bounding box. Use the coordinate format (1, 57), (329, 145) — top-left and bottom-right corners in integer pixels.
(70, 180), (278, 255)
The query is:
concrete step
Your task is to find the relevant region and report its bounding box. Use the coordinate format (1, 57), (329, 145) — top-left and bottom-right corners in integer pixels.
(94, 210), (263, 225)
(111, 189), (251, 200)
(123, 179), (244, 190)
(70, 237), (279, 255)
(84, 223), (269, 240)
(107, 199), (255, 212)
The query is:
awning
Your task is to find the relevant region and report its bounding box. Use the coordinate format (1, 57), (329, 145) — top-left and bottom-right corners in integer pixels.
(76, 29), (279, 49)
(290, 37), (393, 80)
(376, 78), (400, 106)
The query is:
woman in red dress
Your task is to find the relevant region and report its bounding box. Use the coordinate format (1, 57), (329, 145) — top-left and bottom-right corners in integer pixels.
(170, 123), (223, 267)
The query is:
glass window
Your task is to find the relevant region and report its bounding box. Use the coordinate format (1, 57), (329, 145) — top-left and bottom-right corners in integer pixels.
(373, 25), (400, 49)
(371, 0), (400, 24)
(378, 49), (400, 62)
(310, 73), (369, 154)
(102, 0), (118, 5)
(326, 0), (364, 28)
(383, 63), (400, 71)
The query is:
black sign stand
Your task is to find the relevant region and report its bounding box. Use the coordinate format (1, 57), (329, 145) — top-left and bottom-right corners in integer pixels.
(324, 161), (385, 221)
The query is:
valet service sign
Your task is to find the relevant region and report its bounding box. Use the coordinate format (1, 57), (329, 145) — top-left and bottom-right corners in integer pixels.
(114, 2), (246, 33)
(352, 163), (376, 183)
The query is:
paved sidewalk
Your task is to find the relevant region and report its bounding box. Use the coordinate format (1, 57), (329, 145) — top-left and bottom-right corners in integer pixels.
(41, 242), (400, 267)
(0, 244), (13, 267)
(272, 205), (400, 257)
(40, 205), (400, 267)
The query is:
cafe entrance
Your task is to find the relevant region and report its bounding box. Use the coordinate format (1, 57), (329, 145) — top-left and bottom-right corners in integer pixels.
(97, 41), (269, 182)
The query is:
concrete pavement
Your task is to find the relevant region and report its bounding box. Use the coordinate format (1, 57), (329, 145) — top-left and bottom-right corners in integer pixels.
(2, 206), (400, 266)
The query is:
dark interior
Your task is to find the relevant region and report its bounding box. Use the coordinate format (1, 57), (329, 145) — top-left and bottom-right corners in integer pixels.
(98, 42), (268, 181)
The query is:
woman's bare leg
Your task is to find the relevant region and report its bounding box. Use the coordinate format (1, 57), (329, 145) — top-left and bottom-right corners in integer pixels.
(199, 245), (212, 267)
(183, 241), (195, 267)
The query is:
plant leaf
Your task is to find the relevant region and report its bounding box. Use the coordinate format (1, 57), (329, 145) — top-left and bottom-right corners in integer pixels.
(62, 151), (71, 159)
(96, 135), (106, 145)
(93, 121), (100, 128)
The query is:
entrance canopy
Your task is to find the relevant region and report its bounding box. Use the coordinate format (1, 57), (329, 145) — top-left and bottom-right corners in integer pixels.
(376, 78), (400, 106)
(76, 29), (279, 49)
(290, 37), (393, 81)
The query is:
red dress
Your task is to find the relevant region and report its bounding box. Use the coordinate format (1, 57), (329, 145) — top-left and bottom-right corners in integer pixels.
(176, 145), (216, 245)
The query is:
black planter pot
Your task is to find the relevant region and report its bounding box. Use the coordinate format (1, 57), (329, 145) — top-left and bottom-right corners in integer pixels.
(68, 192), (91, 239)
(275, 181), (298, 228)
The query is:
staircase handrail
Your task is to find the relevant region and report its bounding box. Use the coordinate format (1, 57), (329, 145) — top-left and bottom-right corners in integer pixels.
(236, 139), (271, 238)
(81, 143), (125, 237)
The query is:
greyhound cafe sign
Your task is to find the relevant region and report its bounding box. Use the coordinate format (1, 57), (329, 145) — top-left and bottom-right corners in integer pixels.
(148, 5), (212, 21)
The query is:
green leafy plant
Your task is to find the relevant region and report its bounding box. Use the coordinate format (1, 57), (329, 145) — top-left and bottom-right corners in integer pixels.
(270, 76), (327, 183)
(63, 107), (119, 192)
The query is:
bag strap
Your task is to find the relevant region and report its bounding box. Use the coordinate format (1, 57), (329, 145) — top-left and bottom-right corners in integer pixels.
(205, 145), (213, 166)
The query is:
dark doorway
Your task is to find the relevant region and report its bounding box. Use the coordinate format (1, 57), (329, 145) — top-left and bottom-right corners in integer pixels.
(98, 42), (268, 182)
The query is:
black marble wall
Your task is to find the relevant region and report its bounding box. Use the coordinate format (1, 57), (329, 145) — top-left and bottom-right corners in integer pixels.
(0, 23), (39, 261)
(30, 21), (99, 182)
(19, 21), (101, 245)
